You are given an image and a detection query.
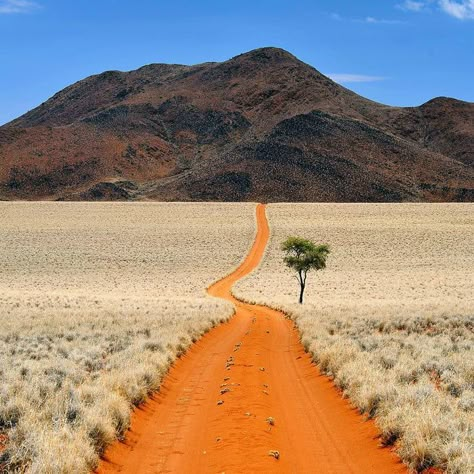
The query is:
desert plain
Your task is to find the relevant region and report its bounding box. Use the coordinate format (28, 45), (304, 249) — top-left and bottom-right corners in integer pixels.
(0, 202), (472, 473)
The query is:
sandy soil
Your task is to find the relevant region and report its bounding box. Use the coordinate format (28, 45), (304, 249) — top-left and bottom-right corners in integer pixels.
(97, 204), (407, 473)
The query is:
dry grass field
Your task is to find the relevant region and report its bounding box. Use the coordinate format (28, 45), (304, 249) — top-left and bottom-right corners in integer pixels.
(0, 202), (256, 473)
(234, 204), (474, 473)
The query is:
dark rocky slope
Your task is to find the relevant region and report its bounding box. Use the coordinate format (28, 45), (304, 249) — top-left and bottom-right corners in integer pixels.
(1, 47), (472, 201)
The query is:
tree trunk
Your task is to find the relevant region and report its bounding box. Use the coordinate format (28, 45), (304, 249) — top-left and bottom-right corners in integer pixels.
(299, 282), (305, 304)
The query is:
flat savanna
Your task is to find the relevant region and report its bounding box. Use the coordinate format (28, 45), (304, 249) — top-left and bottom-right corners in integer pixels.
(0, 202), (255, 472)
(0, 202), (473, 473)
(235, 203), (474, 472)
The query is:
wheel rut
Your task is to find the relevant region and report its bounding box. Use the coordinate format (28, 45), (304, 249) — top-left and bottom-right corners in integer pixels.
(97, 203), (407, 473)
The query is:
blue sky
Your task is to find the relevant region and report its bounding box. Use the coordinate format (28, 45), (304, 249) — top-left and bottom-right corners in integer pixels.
(0, 0), (473, 125)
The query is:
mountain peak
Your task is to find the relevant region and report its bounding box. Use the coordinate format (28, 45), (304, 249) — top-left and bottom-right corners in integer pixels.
(231, 47), (298, 63)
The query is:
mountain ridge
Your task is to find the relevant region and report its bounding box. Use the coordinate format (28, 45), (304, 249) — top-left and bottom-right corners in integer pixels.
(1, 47), (472, 201)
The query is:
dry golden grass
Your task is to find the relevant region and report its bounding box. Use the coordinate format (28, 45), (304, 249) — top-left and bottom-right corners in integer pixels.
(235, 203), (474, 473)
(0, 202), (255, 473)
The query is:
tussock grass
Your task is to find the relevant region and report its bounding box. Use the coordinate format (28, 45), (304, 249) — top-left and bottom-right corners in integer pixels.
(0, 202), (255, 473)
(235, 203), (474, 473)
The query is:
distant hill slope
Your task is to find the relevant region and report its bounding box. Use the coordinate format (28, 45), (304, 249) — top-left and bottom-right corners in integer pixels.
(1, 47), (473, 201)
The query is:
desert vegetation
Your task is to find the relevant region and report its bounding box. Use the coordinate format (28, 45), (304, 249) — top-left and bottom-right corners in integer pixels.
(281, 236), (330, 303)
(0, 202), (255, 473)
(234, 203), (474, 473)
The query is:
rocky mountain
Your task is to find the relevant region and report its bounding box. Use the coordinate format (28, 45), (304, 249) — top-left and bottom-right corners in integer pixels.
(0, 47), (472, 201)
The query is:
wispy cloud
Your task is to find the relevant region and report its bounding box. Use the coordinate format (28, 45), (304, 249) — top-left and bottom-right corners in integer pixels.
(439, 0), (474, 19)
(396, 0), (474, 19)
(331, 12), (405, 24)
(397, 0), (427, 11)
(0, 0), (40, 14)
(327, 74), (387, 84)
(333, 2), (474, 22)
(363, 16), (405, 24)
(330, 12), (344, 21)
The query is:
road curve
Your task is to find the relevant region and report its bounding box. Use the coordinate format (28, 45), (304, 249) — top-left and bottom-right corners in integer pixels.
(97, 203), (406, 473)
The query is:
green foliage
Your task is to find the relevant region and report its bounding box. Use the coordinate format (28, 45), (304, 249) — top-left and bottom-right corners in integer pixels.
(282, 237), (329, 273)
(281, 237), (330, 303)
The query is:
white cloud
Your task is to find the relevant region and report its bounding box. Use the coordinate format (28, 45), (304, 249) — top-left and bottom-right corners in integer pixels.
(0, 0), (40, 14)
(330, 12), (405, 24)
(363, 16), (405, 24)
(396, 0), (474, 19)
(330, 12), (343, 21)
(397, 0), (427, 11)
(332, 2), (474, 22)
(327, 74), (387, 84)
(439, 0), (474, 19)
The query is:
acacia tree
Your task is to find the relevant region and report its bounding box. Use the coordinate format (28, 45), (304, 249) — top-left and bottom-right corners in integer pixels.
(282, 237), (330, 304)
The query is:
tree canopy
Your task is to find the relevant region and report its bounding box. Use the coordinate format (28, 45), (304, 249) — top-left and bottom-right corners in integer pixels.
(281, 237), (330, 303)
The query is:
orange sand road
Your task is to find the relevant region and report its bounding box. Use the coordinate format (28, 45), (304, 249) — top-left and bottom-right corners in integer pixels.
(98, 203), (407, 473)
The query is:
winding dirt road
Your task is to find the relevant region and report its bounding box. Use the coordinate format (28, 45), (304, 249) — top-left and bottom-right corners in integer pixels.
(98, 203), (406, 473)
